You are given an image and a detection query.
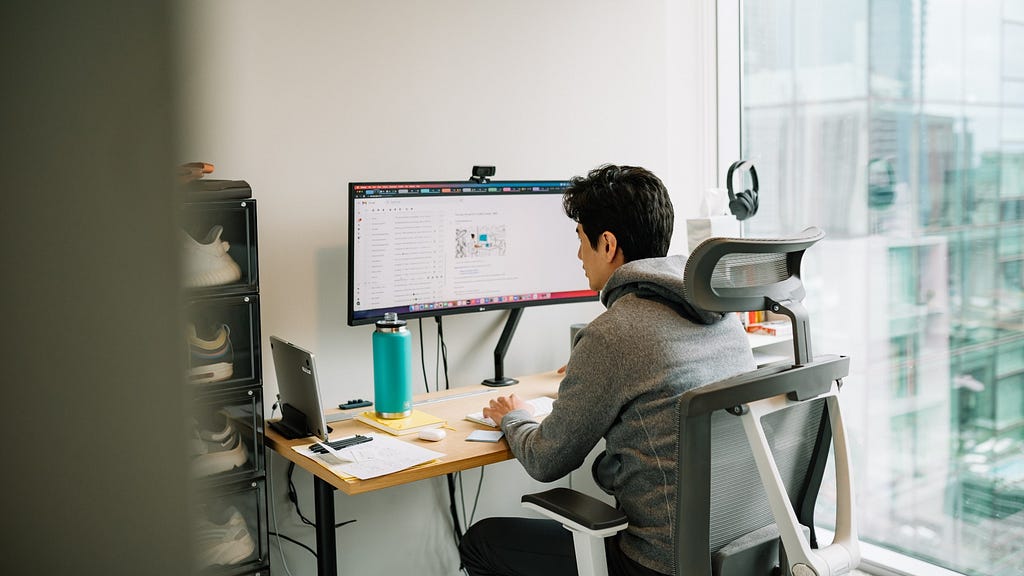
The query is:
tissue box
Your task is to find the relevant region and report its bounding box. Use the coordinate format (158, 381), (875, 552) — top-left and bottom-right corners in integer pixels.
(686, 216), (740, 253)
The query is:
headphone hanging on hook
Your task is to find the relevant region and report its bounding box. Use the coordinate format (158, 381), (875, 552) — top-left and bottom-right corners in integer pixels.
(726, 160), (760, 221)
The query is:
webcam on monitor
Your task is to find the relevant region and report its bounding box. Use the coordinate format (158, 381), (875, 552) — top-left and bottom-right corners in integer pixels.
(471, 165), (496, 183)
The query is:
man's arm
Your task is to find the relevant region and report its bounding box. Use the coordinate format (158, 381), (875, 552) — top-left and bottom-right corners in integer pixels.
(485, 326), (626, 483)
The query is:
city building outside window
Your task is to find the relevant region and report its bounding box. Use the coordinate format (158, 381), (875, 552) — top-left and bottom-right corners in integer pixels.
(716, 0), (1024, 574)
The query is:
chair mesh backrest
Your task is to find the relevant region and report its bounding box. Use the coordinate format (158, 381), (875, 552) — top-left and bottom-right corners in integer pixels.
(710, 253), (791, 291)
(708, 399), (825, 553)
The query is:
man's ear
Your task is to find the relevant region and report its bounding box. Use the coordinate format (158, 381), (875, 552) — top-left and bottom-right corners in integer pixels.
(600, 231), (619, 263)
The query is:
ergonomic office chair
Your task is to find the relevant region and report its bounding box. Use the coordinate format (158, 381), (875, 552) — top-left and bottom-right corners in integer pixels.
(522, 227), (860, 576)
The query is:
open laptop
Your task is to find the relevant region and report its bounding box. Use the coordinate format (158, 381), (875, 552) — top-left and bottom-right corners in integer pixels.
(268, 336), (333, 442)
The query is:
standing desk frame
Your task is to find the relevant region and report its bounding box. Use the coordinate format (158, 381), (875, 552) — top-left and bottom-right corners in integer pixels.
(264, 371), (562, 576)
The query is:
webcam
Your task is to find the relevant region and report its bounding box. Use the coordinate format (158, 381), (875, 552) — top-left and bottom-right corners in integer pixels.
(471, 165), (496, 183)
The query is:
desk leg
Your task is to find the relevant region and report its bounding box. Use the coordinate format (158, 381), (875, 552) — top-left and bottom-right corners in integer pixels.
(313, 476), (338, 576)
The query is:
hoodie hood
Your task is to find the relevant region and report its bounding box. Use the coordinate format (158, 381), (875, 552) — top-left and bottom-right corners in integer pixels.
(600, 254), (725, 325)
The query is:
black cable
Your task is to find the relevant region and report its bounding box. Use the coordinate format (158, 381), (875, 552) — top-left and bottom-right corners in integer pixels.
(286, 462), (357, 529)
(446, 472), (463, 547)
(456, 468), (487, 529)
(286, 462), (314, 527)
(268, 530), (317, 559)
(435, 323), (442, 391)
(469, 467), (485, 525)
(436, 317), (458, 548)
(436, 316), (450, 389)
(458, 472), (467, 527)
(418, 318), (430, 393)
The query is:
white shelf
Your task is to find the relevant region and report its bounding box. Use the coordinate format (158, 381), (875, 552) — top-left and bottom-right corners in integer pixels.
(746, 332), (791, 350)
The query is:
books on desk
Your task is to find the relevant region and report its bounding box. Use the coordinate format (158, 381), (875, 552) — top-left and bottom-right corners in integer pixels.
(465, 396), (555, 427)
(354, 410), (446, 436)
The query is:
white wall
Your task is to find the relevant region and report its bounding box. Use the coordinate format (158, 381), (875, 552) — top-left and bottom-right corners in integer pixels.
(178, 1), (708, 574)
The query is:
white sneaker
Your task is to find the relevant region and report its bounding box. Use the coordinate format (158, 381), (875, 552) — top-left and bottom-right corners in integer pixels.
(182, 225), (242, 288)
(194, 506), (256, 567)
(186, 323), (234, 384)
(197, 411), (234, 443)
(191, 427), (248, 477)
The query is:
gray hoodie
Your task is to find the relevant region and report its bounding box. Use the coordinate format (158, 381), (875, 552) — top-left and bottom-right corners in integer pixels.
(501, 254), (755, 574)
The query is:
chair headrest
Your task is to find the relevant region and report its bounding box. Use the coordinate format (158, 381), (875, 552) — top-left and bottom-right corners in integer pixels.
(683, 227), (825, 366)
(683, 227), (824, 314)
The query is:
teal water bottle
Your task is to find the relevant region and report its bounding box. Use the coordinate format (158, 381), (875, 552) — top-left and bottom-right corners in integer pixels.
(372, 312), (413, 419)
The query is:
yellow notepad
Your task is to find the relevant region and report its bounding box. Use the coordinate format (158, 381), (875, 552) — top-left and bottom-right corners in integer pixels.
(354, 410), (446, 436)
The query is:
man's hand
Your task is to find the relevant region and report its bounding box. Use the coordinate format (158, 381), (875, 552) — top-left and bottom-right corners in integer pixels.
(482, 393), (535, 424)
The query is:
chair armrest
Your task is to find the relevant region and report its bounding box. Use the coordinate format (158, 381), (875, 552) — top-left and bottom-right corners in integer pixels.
(522, 487), (628, 538)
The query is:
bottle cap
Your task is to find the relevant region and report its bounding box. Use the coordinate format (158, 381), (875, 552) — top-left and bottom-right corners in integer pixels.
(376, 312), (407, 331)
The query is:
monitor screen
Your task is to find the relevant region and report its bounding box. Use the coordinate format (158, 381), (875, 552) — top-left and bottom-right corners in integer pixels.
(348, 180), (599, 326)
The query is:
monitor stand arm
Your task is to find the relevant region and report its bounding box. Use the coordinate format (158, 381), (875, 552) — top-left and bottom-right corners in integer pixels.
(482, 307), (523, 387)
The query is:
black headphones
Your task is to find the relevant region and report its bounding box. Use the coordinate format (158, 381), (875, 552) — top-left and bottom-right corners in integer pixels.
(726, 160), (759, 221)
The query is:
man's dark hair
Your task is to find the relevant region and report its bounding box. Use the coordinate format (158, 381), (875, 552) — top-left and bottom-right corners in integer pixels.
(562, 164), (674, 262)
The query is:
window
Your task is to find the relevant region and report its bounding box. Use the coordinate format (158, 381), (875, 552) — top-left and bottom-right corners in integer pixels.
(717, 0), (1024, 573)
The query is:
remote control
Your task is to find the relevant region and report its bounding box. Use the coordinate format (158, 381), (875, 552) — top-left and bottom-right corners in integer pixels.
(339, 399), (372, 410)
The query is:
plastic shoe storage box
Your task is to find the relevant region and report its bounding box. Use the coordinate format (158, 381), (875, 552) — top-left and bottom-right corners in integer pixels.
(183, 191), (268, 576)
(187, 294), (262, 392)
(192, 386), (266, 486)
(183, 199), (260, 298)
(194, 477), (270, 576)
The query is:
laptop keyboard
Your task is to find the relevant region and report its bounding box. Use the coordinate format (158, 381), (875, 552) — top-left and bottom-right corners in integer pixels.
(310, 434), (372, 454)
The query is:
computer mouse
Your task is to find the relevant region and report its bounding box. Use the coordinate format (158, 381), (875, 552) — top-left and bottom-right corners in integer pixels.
(418, 428), (446, 441)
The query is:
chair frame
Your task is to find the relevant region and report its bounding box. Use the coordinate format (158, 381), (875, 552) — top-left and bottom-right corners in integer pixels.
(523, 228), (860, 576)
(675, 356), (858, 575)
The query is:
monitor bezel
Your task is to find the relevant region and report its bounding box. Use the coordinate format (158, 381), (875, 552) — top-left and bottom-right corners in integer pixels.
(346, 179), (599, 327)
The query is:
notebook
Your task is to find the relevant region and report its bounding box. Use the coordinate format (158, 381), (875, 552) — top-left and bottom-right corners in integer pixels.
(268, 336), (332, 442)
(465, 396), (555, 427)
(355, 410), (446, 436)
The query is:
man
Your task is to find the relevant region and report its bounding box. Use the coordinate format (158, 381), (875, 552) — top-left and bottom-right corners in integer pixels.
(459, 164), (756, 576)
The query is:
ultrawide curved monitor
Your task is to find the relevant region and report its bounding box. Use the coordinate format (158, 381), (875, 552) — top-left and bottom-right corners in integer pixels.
(347, 180), (598, 326)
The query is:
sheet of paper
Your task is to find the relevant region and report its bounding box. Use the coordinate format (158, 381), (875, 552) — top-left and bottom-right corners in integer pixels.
(466, 430), (504, 442)
(465, 395), (555, 427)
(293, 433), (445, 480)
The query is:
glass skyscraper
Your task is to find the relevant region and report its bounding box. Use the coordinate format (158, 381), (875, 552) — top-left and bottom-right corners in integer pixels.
(735, 0), (1023, 573)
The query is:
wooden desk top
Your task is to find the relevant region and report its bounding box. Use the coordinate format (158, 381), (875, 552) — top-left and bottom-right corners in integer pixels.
(264, 371), (562, 495)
